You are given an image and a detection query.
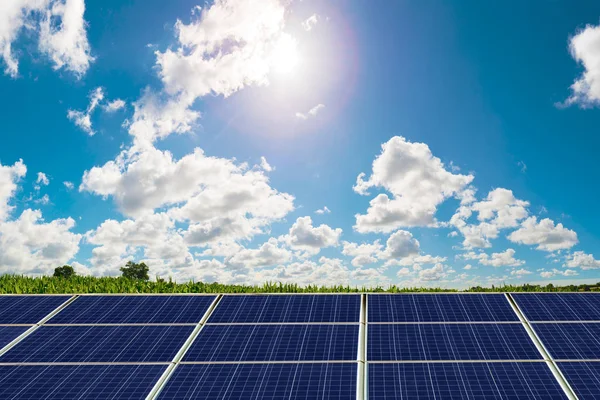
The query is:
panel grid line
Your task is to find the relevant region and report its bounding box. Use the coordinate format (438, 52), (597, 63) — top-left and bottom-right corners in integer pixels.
(506, 293), (578, 400)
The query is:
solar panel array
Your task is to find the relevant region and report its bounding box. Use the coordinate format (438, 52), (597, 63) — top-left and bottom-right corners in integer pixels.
(1, 293), (600, 398)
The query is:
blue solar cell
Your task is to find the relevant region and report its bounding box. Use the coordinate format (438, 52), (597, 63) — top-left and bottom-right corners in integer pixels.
(0, 325), (193, 362)
(368, 362), (567, 399)
(48, 295), (216, 323)
(159, 363), (357, 400)
(559, 362), (600, 399)
(0, 364), (166, 399)
(208, 295), (360, 323)
(368, 324), (541, 361)
(368, 294), (518, 322)
(0, 296), (70, 324)
(0, 327), (29, 350)
(184, 324), (358, 362)
(514, 293), (600, 321)
(533, 323), (600, 359)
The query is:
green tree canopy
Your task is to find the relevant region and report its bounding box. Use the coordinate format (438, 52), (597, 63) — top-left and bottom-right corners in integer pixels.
(53, 265), (76, 279)
(120, 261), (150, 280)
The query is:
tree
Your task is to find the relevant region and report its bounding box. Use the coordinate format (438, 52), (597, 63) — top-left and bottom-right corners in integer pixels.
(53, 265), (76, 279)
(120, 261), (150, 280)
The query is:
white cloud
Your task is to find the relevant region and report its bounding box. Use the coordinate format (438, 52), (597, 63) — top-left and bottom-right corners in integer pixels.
(463, 264), (472, 270)
(258, 256), (351, 287)
(103, 99), (126, 113)
(315, 206), (330, 215)
(381, 230), (420, 259)
(63, 181), (74, 190)
(450, 188), (529, 249)
(155, 0), (294, 102)
(0, 0), (92, 77)
(418, 263), (448, 281)
(0, 209), (81, 275)
(36, 172), (49, 186)
(296, 104), (325, 120)
(507, 217), (578, 252)
(259, 156), (273, 172)
(540, 268), (579, 279)
(565, 251), (600, 270)
(461, 248), (524, 267)
(354, 136), (473, 233)
(38, 0), (93, 76)
(302, 14), (318, 31)
(225, 238), (292, 269)
(283, 216), (341, 255)
(0, 160), (27, 221)
(67, 87), (104, 135)
(341, 240), (383, 267)
(517, 161), (527, 173)
(511, 268), (532, 277)
(34, 194), (50, 205)
(563, 23), (600, 107)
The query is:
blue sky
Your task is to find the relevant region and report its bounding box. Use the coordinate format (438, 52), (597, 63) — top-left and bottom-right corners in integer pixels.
(1, 0), (600, 288)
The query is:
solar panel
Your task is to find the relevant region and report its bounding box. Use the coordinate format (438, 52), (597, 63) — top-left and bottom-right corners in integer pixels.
(368, 362), (567, 399)
(532, 323), (600, 360)
(159, 363), (357, 399)
(208, 295), (360, 323)
(0, 325), (194, 363)
(0, 364), (166, 399)
(368, 323), (542, 361)
(0, 327), (29, 350)
(184, 324), (358, 362)
(48, 295), (216, 324)
(513, 293), (600, 321)
(368, 294), (518, 322)
(0, 296), (70, 324)
(558, 362), (600, 399)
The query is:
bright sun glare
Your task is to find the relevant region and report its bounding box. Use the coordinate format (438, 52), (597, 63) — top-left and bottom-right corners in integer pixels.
(272, 35), (300, 74)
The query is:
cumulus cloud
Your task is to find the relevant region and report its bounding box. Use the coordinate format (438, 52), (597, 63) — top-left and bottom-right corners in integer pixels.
(63, 181), (74, 190)
(562, 23), (600, 107)
(540, 268), (579, 279)
(315, 206), (330, 215)
(283, 216), (341, 255)
(381, 230), (420, 259)
(341, 240), (383, 267)
(68, 87), (127, 135)
(36, 172), (50, 186)
(0, 0), (92, 77)
(510, 268), (532, 277)
(354, 136), (473, 233)
(450, 188), (529, 249)
(565, 251), (600, 270)
(103, 99), (126, 113)
(296, 104), (325, 120)
(0, 160), (27, 220)
(225, 238), (292, 269)
(507, 217), (578, 252)
(461, 248), (524, 267)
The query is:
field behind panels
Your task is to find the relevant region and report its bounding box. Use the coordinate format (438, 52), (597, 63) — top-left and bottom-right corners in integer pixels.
(0, 293), (599, 399)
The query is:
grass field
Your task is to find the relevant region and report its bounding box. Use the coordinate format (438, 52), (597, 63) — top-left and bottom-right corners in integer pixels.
(0, 274), (598, 294)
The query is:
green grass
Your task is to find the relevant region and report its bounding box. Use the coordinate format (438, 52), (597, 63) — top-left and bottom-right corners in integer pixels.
(0, 274), (598, 294)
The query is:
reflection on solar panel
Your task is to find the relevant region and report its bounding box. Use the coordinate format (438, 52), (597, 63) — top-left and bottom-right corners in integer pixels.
(513, 293), (600, 321)
(0, 364), (166, 399)
(368, 323), (542, 361)
(368, 294), (518, 322)
(208, 295), (360, 323)
(0, 327), (28, 350)
(368, 362), (567, 400)
(159, 363), (357, 400)
(533, 323), (600, 360)
(559, 362), (600, 399)
(184, 324), (358, 362)
(48, 295), (216, 324)
(0, 296), (69, 324)
(0, 325), (194, 362)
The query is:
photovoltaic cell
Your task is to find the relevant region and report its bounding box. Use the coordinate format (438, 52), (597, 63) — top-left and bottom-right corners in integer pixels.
(158, 363), (357, 400)
(0, 325), (193, 363)
(368, 362), (567, 399)
(0, 364), (166, 400)
(48, 295), (216, 323)
(559, 362), (600, 399)
(368, 324), (542, 361)
(0, 296), (70, 324)
(208, 295), (360, 323)
(184, 324), (358, 362)
(513, 293), (600, 321)
(368, 294), (518, 322)
(533, 323), (600, 360)
(0, 327), (29, 350)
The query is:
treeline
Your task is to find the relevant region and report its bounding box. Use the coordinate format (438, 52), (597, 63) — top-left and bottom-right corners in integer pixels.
(0, 263), (596, 294)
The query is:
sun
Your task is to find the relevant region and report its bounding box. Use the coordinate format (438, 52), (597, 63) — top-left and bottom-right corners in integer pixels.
(271, 35), (300, 75)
